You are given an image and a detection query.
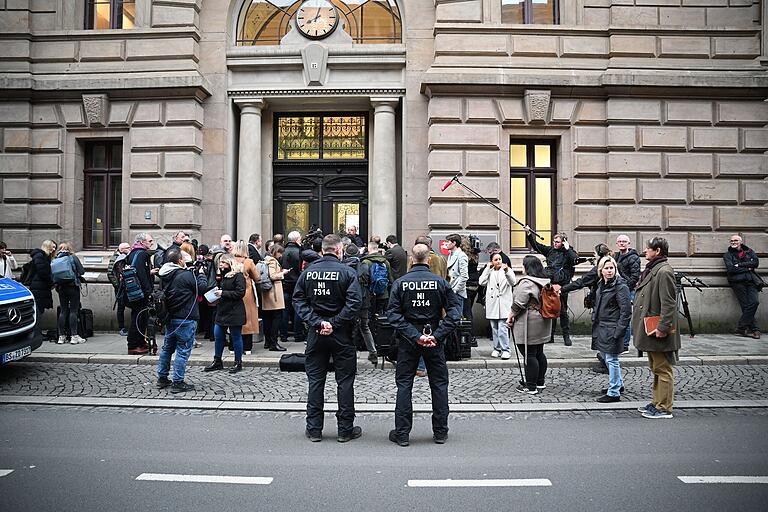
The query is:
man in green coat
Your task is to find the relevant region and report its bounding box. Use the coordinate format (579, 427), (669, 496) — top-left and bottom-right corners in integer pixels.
(632, 237), (680, 419)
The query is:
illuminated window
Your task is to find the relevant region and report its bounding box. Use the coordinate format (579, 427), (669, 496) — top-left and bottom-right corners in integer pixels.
(501, 0), (559, 25)
(84, 142), (122, 248)
(237, 0), (402, 46)
(276, 114), (367, 160)
(86, 0), (135, 29)
(509, 141), (556, 251)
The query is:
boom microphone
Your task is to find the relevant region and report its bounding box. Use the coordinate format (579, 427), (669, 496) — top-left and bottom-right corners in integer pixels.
(441, 174), (459, 192)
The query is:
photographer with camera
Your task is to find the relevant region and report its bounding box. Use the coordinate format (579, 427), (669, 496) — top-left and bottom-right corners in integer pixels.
(724, 235), (762, 339)
(0, 241), (17, 279)
(156, 248), (208, 393)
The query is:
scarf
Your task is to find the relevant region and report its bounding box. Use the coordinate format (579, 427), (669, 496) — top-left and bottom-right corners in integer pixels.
(637, 256), (668, 288)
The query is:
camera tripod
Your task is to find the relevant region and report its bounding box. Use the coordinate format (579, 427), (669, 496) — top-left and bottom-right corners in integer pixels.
(675, 272), (708, 339)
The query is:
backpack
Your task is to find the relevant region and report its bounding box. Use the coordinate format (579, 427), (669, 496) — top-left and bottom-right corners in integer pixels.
(19, 260), (35, 285)
(256, 260), (273, 291)
(51, 255), (77, 284)
(150, 270), (180, 327)
(368, 261), (389, 296)
(153, 244), (167, 269)
(121, 251), (146, 304)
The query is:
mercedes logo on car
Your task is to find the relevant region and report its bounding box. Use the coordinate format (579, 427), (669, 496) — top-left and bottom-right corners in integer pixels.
(7, 307), (21, 325)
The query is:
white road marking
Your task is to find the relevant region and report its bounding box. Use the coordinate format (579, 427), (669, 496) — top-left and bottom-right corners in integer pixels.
(678, 476), (768, 484)
(0, 470), (14, 477)
(136, 473), (273, 485)
(407, 478), (552, 488)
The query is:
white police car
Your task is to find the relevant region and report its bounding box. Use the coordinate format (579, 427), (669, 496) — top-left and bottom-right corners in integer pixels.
(0, 277), (40, 364)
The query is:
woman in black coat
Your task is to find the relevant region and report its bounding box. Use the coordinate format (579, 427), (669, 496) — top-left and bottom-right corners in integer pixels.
(592, 256), (632, 403)
(28, 239), (57, 336)
(205, 254), (246, 374)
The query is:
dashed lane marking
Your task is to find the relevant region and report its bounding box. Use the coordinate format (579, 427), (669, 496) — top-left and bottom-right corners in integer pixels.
(0, 470), (13, 478)
(407, 479), (552, 488)
(678, 476), (768, 484)
(136, 473), (273, 485)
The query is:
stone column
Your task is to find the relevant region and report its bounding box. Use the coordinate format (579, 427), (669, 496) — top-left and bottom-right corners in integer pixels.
(235, 99), (266, 240)
(370, 98), (399, 238)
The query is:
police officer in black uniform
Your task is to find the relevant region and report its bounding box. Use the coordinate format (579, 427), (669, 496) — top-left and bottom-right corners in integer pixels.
(293, 234), (363, 443)
(387, 243), (462, 447)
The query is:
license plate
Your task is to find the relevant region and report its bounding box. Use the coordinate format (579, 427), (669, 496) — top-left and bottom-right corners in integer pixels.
(2, 346), (31, 364)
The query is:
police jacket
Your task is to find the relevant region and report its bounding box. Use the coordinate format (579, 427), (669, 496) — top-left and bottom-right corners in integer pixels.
(159, 263), (208, 321)
(293, 254), (362, 332)
(386, 264), (462, 345)
(526, 233), (578, 285)
(614, 249), (641, 290)
(724, 245), (760, 285)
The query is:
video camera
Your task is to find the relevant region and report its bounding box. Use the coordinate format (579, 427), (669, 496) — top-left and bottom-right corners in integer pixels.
(301, 225), (324, 250)
(468, 234), (482, 254)
(674, 271), (708, 292)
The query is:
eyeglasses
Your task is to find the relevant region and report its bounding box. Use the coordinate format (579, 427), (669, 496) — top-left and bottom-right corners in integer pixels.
(730, 240), (741, 243)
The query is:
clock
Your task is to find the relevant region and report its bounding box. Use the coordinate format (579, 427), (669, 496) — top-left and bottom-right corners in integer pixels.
(295, 0), (339, 40)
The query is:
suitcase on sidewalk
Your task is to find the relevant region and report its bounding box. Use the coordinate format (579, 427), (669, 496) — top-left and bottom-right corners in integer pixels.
(444, 331), (462, 361)
(456, 319), (472, 359)
(279, 353), (335, 373)
(372, 313), (397, 363)
(78, 308), (94, 339)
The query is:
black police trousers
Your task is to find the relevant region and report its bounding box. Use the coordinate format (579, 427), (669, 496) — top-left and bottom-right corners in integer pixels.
(305, 329), (357, 436)
(394, 338), (449, 437)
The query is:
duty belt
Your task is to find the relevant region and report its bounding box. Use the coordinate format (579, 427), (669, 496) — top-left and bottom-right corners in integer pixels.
(411, 321), (439, 335)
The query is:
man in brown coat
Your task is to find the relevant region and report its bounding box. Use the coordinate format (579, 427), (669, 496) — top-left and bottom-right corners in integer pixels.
(632, 237), (680, 419)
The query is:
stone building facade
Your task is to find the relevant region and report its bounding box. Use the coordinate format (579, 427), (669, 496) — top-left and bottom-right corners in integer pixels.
(0, 0), (766, 331)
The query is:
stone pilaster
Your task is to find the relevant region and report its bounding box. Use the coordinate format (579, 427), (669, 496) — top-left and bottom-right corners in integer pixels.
(370, 97), (400, 238)
(235, 98), (266, 240)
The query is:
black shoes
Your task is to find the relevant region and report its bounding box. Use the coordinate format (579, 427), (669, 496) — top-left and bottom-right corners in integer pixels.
(204, 357), (223, 372)
(596, 394), (621, 403)
(433, 433), (448, 444)
(563, 334), (572, 346)
(171, 381), (195, 394)
(601, 386), (625, 394)
(228, 361), (242, 374)
(591, 364), (609, 375)
(337, 426), (362, 443)
(269, 343), (287, 352)
(305, 429), (322, 442)
(389, 429), (409, 447)
(156, 376), (171, 389)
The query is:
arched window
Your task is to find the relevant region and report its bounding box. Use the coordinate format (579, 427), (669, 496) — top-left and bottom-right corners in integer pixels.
(236, 0), (401, 46)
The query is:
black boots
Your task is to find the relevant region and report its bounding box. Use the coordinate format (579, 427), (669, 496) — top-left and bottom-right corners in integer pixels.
(228, 361), (242, 374)
(204, 357), (223, 372)
(268, 343), (287, 352)
(563, 333), (572, 346)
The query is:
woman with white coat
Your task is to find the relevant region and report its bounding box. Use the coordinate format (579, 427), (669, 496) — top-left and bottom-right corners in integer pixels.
(479, 253), (516, 359)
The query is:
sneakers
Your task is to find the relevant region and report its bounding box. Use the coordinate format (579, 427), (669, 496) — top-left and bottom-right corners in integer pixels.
(127, 346), (149, 355)
(305, 429), (322, 442)
(70, 335), (85, 345)
(337, 426), (362, 443)
(156, 376), (171, 389)
(750, 330), (762, 339)
(57, 336), (67, 345)
(515, 384), (538, 395)
(491, 350), (500, 358)
(500, 350), (511, 360)
(642, 405), (673, 419)
(170, 381), (195, 394)
(596, 394), (621, 403)
(536, 384), (547, 390)
(118, 328), (129, 336)
(433, 433), (448, 444)
(389, 429), (409, 447)
(637, 403), (653, 413)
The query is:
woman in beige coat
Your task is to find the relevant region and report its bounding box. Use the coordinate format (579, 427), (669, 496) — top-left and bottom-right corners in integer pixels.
(232, 241), (260, 354)
(507, 255), (553, 395)
(479, 253), (516, 359)
(261, 244), (289, 351)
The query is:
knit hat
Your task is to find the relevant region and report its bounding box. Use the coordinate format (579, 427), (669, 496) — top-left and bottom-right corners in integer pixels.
(345, 244), (360, 257)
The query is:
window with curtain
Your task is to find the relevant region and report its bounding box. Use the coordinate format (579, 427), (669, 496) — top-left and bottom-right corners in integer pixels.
(509, 140), (557, 251)
(84, 142), (123, 248)
(85, 0), (136, 29)
(236, 0), (402, 46)
(501, 0), (559, 25)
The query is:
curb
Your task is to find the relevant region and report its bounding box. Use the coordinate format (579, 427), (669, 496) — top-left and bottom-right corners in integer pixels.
(24, 353), (768, 368)
(1, 395), (766, 413)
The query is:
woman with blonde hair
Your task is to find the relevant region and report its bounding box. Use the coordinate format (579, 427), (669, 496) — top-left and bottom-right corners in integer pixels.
(52, 242), (86, 344)
(28, 239), (58, 339)
(179, 242), (195, 266)
(204, 253), (247, 373)
(261, 244), (289, 351)
(232, 240), (260, 354)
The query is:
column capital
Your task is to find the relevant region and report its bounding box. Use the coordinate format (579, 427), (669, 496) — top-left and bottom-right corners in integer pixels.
(234, 98), (267, 113)
(370, 97), (400, 112)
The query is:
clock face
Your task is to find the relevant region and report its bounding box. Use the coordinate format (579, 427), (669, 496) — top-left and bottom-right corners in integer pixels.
(296, 0), (339, 40)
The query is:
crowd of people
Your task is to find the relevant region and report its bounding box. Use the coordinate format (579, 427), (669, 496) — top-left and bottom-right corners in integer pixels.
(3, 227), (761, 427)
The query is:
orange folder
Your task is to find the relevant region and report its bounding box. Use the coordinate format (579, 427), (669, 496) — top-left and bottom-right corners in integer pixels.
(644, 316), (676, 336)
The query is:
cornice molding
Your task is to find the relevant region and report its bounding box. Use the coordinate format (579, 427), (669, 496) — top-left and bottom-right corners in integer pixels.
(228, 88), (405, 97)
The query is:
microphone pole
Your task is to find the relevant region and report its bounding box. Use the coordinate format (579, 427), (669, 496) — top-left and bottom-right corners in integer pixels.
(442, 174), (545, 241)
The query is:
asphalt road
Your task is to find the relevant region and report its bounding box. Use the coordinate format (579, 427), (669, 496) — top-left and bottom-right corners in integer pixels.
(1, 405), (767, 511)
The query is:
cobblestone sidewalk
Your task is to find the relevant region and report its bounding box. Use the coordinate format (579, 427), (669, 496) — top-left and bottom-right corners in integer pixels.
(1, 362), (766, 404)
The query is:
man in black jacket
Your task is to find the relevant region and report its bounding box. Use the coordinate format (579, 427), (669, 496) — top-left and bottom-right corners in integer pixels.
(248, 233), (263, 263)
(156, 248), (208, 393)
(525, 227), (578, 346)
(126, 232), (156, 354)
(294, 234), (363, 443)
(614, 234), (641, 350)
(385, 235), (408, 280)
(724, 235), (761, 339)
(281, 231), (303, 343)
(386, 244), (461, 447)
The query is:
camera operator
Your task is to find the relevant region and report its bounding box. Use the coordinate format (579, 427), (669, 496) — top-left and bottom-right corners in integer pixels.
(301, 237), (323, 270)
(0, 241), (17, 279)
(156, 247), (208, 394)
(724, 234), (761, 339)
